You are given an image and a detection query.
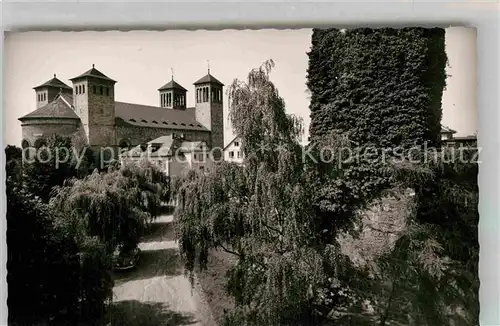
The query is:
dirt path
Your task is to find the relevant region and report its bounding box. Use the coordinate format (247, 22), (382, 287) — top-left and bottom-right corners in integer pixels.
(108, 214), (215, 326)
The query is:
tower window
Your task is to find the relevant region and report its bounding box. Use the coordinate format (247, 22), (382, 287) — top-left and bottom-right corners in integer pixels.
(106, 87), (110, 96)
(37, 94), (40, 101)
(43, 93), (46, 101)
(100, 86), (103, 95)
(93, 85), (96, 94)
(82, 85), (85, 93)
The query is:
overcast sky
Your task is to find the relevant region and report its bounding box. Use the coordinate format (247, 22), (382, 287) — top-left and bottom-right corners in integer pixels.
(4, 27), (476, 146)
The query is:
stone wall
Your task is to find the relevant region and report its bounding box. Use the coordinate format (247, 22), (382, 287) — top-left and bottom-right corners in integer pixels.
(338, 187), (416, 267)
(73, 77), (116, 147)
(87, 78), (116, 147)
(21, 119), (81, 147)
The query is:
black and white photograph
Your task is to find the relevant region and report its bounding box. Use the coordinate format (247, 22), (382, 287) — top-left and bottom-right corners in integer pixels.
(4, 26), (479, 325)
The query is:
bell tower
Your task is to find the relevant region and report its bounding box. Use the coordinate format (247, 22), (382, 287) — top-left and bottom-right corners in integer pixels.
(33, 74), (72, 109)
(194, 67), (224, 158)
(158, 71), (187, 110)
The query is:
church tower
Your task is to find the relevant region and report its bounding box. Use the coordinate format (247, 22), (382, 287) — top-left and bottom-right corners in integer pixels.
(158, 75), (187, 110)
(33, 74), (73, 109)
(69, 65), (117, 147)
(194, 68), (224, 158)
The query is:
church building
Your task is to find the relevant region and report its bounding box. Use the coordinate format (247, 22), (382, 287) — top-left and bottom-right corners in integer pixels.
(18, 65), (225, 161)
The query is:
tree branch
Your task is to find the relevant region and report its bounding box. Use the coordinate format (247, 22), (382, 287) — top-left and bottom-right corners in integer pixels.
(219, 243), (243, 258)
(261, 220), (284, 236)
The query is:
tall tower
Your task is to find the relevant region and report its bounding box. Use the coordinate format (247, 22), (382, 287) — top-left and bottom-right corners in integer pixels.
(33, 74), (73, 109)
(69, 65), (117, 147)
(158, 75), (187, 110)
(194, 68), (224, 157)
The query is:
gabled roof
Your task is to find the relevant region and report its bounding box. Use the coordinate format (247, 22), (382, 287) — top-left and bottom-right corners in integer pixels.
(158, 79), (187, 92)
(193, 73), (224, 86)
(57, 93), (74, 108)
(70, 65), (116, 83)
(19, 96), (79, 121)
(223, 135), (240, 151)
(115, 102), (209, 131)
(33, 74), (72, 90)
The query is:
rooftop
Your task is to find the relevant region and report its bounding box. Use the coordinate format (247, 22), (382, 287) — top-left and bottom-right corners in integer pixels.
(70, 65), (116, 83)
(19, 95), (79, 121)
(33, 74), (72, 90)
(115, 102), (208, 131)
(122, 135), (207, 158)
(193, 72), (224, 86)
(158, 79), (188, 92)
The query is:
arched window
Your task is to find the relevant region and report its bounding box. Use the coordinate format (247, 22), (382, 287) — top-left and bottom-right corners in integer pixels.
(118, 139), (130, 149)
(34, 138), (47, 149)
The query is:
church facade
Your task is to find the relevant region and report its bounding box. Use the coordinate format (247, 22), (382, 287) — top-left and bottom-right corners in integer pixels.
(19, 65), (225, 159)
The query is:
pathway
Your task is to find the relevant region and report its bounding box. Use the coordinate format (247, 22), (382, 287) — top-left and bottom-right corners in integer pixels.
(107, 213), (215, 326)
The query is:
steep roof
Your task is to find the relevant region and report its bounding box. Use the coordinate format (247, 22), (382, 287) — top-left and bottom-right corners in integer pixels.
(33, 75), (72, 90)
(19, 96), (79, 121)
(158, 79), (188, 91)
(193, 73), (224, 86)
(223, 135), (240, 151)
(70, 65), (116, 83)
(58, 93), (74, 107)
(115, 102), (208, 131)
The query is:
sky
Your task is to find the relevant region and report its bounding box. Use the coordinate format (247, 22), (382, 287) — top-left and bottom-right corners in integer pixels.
(3, 27), (476, 147)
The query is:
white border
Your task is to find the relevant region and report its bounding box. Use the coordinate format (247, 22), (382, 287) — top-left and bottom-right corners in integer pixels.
(1, 1), (498, 325)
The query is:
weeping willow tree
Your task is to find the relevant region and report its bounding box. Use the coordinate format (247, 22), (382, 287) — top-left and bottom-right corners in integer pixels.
(175, 60), (343, 325)
(51, 159), (168, 252)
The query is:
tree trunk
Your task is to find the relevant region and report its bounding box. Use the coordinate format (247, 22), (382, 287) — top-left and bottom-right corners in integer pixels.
(379, 280), (396, 326)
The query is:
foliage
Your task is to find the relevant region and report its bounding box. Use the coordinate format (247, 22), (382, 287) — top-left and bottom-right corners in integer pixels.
(338, 147), (479, 326)
(51, 159), (168, 252)
(6, 170), (112, 325)
(22, 134), (96, 201)
(175, 61), (338, 325)
(307, 27), (447, 149)
(5, 145), (22, 183)
(305, 27), (476, 326)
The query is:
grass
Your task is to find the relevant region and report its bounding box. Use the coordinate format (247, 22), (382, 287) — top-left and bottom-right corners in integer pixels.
(195, 249), (238, 324)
